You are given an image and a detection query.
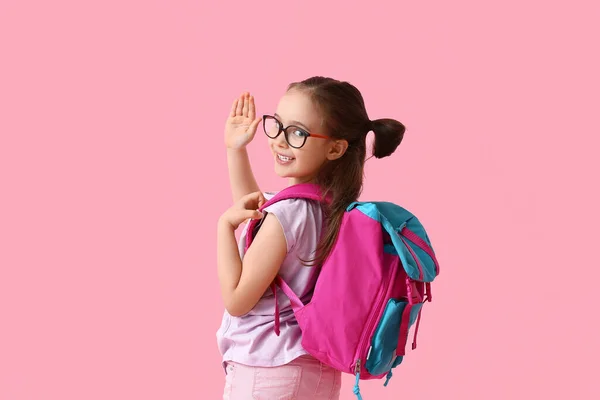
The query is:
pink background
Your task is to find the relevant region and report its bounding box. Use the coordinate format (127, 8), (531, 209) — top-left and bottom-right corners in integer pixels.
(1, 0), (599, 399)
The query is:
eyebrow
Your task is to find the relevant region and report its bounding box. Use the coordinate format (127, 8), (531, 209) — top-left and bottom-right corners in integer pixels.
(274, 113), (310, 131)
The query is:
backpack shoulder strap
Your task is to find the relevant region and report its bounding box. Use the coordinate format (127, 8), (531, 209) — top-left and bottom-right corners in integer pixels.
(242, 183), (329, 336)
(245, 183), (329, 249)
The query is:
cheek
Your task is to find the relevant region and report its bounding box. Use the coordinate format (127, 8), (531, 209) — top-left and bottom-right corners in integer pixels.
(295, 148), (328, 169)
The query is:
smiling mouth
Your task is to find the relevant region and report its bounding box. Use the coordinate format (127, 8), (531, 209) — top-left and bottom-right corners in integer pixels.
(276, 153), (295, 163)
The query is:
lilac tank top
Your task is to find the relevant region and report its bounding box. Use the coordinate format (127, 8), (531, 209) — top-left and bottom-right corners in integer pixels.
(216, 192), (323, 367)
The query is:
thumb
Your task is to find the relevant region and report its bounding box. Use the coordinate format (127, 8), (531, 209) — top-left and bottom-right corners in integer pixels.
(247, 118), (261, 138)
(244, 209), (263, 220)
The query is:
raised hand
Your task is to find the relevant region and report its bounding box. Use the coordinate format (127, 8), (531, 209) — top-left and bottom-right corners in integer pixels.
(224, 92), (261, 149)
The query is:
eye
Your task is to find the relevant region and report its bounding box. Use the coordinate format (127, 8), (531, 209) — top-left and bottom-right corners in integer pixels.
(291, 129), (309, 138)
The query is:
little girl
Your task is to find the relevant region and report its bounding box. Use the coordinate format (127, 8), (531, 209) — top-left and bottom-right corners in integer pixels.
(216, 77), (405, 399)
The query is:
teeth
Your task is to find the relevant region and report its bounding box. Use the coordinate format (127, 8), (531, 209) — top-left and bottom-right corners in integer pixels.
(277, 154), (293, 162)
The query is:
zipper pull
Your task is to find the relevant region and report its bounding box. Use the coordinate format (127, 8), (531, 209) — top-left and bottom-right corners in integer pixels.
(384, 370), (393, 387)
(353, 360), (363, 400)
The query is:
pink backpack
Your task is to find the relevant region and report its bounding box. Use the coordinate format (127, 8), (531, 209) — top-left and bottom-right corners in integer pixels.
(246, 183), (440, 399)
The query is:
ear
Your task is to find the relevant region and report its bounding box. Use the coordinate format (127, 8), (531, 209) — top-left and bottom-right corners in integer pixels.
(326, 139), (349, 161)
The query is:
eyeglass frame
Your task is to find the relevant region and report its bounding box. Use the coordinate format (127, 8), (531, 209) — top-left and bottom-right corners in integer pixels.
(262, 115), (329, 149)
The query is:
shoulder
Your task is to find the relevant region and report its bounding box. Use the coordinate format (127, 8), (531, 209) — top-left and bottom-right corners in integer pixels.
(262, 196), (322, 251)
(263, 197), (322, 224)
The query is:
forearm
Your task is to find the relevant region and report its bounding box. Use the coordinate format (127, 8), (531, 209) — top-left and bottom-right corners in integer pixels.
(217, 218), (244, 314)
(227, 148), (260, 203)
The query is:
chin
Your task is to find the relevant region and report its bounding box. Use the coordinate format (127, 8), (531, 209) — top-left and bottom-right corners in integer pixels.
(274, 165), (294, 178)
(273, 161), (316, 184)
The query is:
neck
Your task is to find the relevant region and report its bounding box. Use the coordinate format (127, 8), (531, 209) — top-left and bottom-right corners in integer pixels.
(288, 176), (317, 186)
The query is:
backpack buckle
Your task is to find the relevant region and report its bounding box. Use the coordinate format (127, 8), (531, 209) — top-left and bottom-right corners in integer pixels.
(406, 278), (422, 304)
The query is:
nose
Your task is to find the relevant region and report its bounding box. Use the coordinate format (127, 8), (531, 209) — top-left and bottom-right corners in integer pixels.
(272, 130), (288, 149)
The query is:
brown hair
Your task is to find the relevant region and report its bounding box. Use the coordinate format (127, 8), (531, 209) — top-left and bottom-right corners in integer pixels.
(288, 76), (405, 266)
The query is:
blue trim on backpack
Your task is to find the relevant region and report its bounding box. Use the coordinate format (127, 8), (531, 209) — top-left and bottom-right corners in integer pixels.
(348, 201), (437, 282)
(364, 298), (422, 376)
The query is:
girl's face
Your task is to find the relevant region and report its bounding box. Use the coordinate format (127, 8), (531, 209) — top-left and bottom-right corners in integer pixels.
(268, 89), (347, 185)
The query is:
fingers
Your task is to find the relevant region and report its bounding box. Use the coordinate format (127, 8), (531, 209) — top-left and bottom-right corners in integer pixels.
(225, 208), (263, 229)
(229, 98), (239, 118)
(226, 192), (265, 228)
(230, 92), (256, 120)
(254, 191), (266, 207)
(237, 209), (263, 226)
(241, 191), (266, 210)
(256, 191), (266, 209)
(246, 191), (266, 206)
(248, 209), (263, 220)
(248, 95), (256, 120)
(247, 117), (261, 138)
(235, 93), (244, 116)
(242, 93), (249, 116)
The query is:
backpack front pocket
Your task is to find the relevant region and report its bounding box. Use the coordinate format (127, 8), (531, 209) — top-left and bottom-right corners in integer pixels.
(365, 298), (423, 376)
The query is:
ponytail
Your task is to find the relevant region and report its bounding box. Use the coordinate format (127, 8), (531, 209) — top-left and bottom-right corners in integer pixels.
(370, 118), (405, 159)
